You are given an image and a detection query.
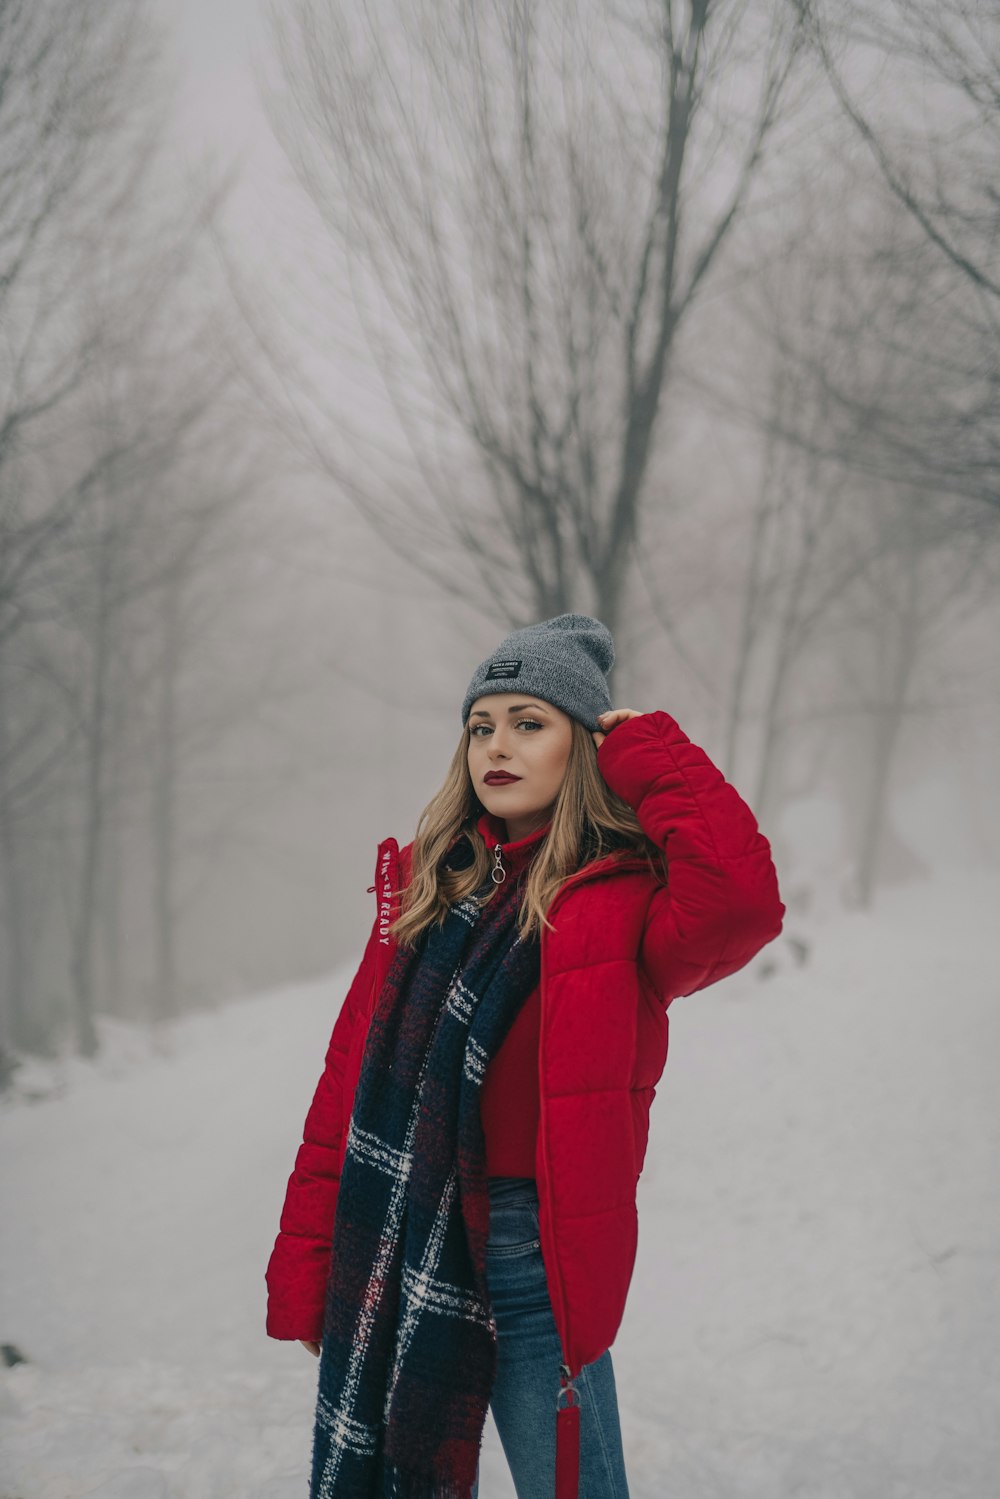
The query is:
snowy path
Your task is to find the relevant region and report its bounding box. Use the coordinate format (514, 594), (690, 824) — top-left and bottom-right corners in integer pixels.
(2, 868), (998, 1498)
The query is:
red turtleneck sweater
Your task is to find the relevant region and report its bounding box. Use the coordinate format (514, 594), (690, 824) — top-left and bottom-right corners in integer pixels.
(474, 810), (548, 1178)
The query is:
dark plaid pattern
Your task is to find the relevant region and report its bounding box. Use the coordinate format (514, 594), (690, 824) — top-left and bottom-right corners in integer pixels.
(310, 839), (542, 1499)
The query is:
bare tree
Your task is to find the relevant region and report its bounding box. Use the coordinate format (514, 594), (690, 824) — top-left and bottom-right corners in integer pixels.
(0, 0), (158, 1053)
(796, 0), (1000, 519)
(704, 144), (998, 907)
(259, 0), (804, 652)
(0, 0), (259, 1058)
(0, 2), (164, 647)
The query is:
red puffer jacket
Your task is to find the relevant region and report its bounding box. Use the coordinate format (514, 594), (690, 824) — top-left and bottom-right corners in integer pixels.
(265, 711), (785, 1496)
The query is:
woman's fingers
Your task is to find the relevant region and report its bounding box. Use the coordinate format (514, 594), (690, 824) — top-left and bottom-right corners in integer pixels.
(593, 709), (642, 749)
(593, 708), (643, 747)
(300, 1339), (321, 1357)
(597, 709), (642, 728)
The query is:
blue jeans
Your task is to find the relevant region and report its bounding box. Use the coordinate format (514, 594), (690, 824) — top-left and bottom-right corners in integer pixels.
(470, 1176), (630, 1499)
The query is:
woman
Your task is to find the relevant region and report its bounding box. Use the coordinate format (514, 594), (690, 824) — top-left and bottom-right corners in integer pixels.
(265, 613), (785, 1499)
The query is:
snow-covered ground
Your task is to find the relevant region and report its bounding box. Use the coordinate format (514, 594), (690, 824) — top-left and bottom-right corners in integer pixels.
(2, 866), (998, 1498)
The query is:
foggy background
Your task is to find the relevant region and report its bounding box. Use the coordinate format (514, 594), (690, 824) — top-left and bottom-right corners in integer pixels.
(1, 1), (998, 1495)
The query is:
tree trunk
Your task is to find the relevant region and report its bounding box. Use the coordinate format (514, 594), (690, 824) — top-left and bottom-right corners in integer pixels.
(150, 573), (182, 1026)
(855, 531), (921, 909)
(0, 666), (31, 1051)
(70, 541), (113, 1059)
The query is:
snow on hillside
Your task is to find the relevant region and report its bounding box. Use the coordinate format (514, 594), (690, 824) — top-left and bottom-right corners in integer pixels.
(1, 867), (998, 1498)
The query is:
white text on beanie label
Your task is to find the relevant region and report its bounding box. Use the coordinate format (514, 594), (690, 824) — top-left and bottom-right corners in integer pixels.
(485, 659), (522, 680)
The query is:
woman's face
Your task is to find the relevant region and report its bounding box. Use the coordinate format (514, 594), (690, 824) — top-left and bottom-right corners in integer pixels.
(466, 693), (573, 836)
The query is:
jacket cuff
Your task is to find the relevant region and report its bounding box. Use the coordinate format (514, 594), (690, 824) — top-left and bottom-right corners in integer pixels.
(595, 709), (683, 808)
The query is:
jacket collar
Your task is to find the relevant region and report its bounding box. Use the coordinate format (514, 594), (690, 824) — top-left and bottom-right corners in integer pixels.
(474, 808), (551, 858)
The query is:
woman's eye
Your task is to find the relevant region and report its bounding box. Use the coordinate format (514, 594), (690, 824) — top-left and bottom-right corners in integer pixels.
(470, 719), (542, 737)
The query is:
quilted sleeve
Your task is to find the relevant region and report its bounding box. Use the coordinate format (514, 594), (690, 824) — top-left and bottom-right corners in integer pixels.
(264, 910), (381, 1341)
(596, 710), (785, 1003)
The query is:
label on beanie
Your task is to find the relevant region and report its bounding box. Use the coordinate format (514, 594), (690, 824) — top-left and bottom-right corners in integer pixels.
(485, 659), (522, 680)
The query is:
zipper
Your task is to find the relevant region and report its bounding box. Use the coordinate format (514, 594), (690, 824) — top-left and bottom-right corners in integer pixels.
(491, 843), (506, 883)
(537, 852), (650, 1381)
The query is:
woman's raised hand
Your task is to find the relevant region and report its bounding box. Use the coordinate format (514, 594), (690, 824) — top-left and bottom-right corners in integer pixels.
(300, 1339), (321, 1357)
(592, 708), (642, 749)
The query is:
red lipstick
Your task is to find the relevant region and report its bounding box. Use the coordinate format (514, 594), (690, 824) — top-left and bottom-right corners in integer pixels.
(484, 772), (521, 785)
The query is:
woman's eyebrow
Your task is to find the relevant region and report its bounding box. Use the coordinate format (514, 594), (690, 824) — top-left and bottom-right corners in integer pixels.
(470, 702), (549, 718)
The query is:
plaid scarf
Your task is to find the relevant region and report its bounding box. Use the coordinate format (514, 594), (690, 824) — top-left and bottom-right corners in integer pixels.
(310, 835), (542, 1499)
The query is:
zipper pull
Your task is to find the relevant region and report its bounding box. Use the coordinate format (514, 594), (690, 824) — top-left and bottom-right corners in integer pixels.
(491, 844), (506, 884)
(556, 1363), (581, 1498)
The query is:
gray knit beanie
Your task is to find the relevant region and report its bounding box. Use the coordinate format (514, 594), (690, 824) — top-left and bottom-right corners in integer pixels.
(460, 613), (614, 733)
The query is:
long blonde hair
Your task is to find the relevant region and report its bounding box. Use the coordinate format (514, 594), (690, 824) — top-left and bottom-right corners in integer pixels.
(390, 717), (666, 947)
